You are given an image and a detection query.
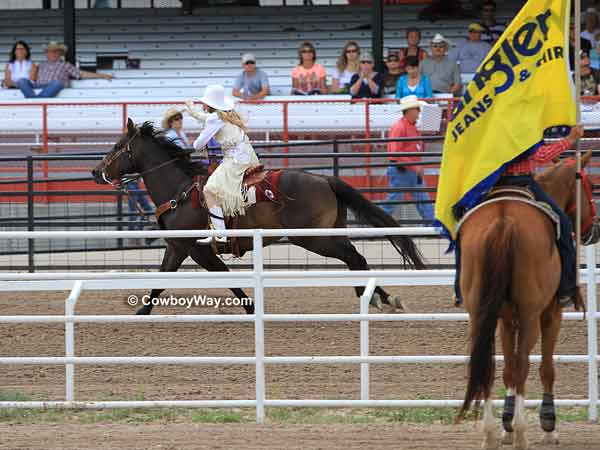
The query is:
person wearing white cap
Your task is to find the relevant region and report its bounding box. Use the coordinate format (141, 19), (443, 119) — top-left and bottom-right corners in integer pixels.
(232, 53), (270, 100)
(185, 85), (260, 243)
(419, 33), (461, 95)
(582, 8), (600, 47)
(381, 95), (433, 222)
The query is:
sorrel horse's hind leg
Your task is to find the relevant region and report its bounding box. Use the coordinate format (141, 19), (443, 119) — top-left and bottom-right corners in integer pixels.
(290, 236), (398, 310)
(513, 317), (542, 450)
(539, 303), (562, 445)
(500, 318), (517, 445)
(188, 245), (254, 314)
(481, 397), (500, 450)
(137, 243), (187, 315)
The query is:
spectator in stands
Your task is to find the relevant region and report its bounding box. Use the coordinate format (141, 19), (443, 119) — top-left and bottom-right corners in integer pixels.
(582, 8), (600, 47)
(569, 19), (592, 69)
(16, 41), (113, 99)
(453, 23), (491, 74)
(382, 53), (404, 96)
(420, 34), (462, 95)
(291, 41), (327, 95)
(162, 107), (191, 148)
(395, 56), (432, 99)
(331, 41), (361, 94)
(397, 28), (428, 73)
(349, 52), (384, 99)
(3, 41), (37, 89)
(381, 95), (434, 222)
(580, 51), (600, 96)
(479, 1), (506, 45)
(232, 53), (270, 100)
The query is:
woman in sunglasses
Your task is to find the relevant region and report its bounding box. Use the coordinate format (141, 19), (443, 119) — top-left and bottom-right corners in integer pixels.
(291, 41), (328, 95)
(331, 41), (361, 94)
(349, 52), (384, 99)
(162, 107), (191, 149)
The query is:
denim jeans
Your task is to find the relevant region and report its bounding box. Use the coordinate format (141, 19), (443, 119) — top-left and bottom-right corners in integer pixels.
(17, 79), (64, 98)
(381, 165), (434, 222)
(454, 175), (576, 301)
(126, 181), (153, 231)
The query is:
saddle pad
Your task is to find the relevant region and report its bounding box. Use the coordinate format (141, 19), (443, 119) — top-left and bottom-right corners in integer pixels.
(455, 196), (560, 241)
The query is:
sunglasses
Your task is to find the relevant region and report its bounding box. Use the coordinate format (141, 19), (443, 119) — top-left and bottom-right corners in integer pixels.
(172, 115), (183, 121)
(387, 57), (399, 62)
(431, 44), (446, 48)
(244, 60), (255, 65)
(360, 60), (373, 64)
(301, 49), (314, 53)
(346, 48), (358, 53)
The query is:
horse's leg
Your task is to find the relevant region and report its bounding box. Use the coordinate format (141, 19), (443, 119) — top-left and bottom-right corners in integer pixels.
(290, 236), (396, 310)
(500, 318), (517, 445)
(136, 243), (187, 315)
(187, 245), (254, 314)
(513, 317), (542, 450)
(539, 303), (562, 445)
(481, 397), (500, 450)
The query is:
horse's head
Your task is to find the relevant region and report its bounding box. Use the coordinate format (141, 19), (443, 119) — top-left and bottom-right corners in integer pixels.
(92, 118), (142, 187)
(543, 150), (599, 245)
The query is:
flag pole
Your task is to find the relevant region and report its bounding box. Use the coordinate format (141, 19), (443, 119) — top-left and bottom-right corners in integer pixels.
(574, 0), (582, 290)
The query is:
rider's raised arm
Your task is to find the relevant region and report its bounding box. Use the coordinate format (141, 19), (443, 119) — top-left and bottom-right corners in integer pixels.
(193, 114), (225, 151)
(184, 99), (210, 124)
(533, 125), (584, 163)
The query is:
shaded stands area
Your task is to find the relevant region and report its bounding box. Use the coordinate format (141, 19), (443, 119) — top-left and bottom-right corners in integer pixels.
(0, 4), (523, 102)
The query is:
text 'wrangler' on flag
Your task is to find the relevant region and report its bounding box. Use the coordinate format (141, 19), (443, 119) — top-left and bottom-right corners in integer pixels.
(434, 0), (576, 243)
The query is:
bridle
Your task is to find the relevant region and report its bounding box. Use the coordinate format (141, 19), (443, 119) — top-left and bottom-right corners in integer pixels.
(99, 128), (181, 188)
(564, 159), (598, 245)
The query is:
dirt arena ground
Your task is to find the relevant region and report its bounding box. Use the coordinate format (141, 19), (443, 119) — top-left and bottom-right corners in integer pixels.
(1, 285), (598, 449)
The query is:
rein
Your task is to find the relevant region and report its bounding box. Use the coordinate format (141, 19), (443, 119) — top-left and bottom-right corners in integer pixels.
(564, 160), (597, 241)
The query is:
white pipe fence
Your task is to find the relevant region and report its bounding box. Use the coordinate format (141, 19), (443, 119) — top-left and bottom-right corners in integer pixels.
(0, 228), (597, 423)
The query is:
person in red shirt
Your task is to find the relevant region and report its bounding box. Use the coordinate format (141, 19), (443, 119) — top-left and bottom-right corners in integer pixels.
(454, 125), (585, 307)
(382, 95), (433, 222)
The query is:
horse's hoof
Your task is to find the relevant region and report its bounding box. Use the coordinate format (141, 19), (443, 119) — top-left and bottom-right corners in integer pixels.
(369, 293), (384, 311)
(541, 431), (559, 445)
(501, 431), (513, 445)
(391, 295), (406, 312)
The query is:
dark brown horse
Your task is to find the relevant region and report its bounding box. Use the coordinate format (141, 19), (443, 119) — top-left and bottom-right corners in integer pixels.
(91, 119), (425, 315)
(456, 151), (597, 449)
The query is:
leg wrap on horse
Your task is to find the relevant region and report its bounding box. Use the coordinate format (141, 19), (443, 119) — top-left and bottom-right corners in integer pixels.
(539, 393), (556, 432)
(502, 395), (515, 432)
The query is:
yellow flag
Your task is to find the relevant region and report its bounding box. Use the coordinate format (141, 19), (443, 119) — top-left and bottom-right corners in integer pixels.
(434, 0), (576, 242)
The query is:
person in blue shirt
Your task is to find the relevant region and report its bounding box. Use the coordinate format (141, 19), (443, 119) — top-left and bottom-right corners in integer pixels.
(395, 56), (432, 99)
(162, 107), (191, 148)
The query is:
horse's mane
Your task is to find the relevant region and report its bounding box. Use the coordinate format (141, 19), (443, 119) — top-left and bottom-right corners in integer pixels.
(138, 121), (203, 177)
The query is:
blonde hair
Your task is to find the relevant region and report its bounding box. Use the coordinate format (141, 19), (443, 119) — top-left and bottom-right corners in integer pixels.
(336, 41), (360, 74)
(216, 109), (248, 134)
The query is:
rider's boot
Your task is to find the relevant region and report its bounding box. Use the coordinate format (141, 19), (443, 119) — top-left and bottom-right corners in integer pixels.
(197, 206), (227, 245)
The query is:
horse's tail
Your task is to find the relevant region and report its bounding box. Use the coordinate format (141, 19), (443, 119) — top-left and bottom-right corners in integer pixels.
(457, 217), (515, 422)
(326, 176), (425, 269)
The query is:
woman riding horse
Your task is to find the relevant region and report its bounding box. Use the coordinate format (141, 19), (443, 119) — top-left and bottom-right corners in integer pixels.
(455, 125), (584, 307)
(185, 84), (260, 244)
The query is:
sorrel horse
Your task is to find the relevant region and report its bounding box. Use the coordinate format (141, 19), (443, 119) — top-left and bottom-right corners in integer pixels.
(456, 151), (598, 449)
(91, 119), (425, 315)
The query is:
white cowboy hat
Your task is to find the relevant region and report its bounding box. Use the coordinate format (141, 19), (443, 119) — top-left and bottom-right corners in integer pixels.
(430, 33), (451, 45)
(399, 95), (426, 112)
(161, 107), (184, 129)
(44, 41), (67, 53)
(198, 84), (235, 111)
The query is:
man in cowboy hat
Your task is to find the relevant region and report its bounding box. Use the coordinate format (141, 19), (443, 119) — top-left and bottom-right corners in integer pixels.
(453, 23), (491, 74)
(419, 33), (462, 95)
(16, 41), (113, 98)
(232, 53), (270, 100)
(381, 95), (434, 222)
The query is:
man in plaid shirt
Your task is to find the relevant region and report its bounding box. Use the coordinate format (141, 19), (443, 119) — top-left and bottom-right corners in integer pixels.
(17, 41), (112, 98)
(454, 125), (584, 307)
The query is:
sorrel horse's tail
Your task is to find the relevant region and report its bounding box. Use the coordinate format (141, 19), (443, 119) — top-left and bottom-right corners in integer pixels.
(457, 217), (515, 422)
(326, 176), (425, 269)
